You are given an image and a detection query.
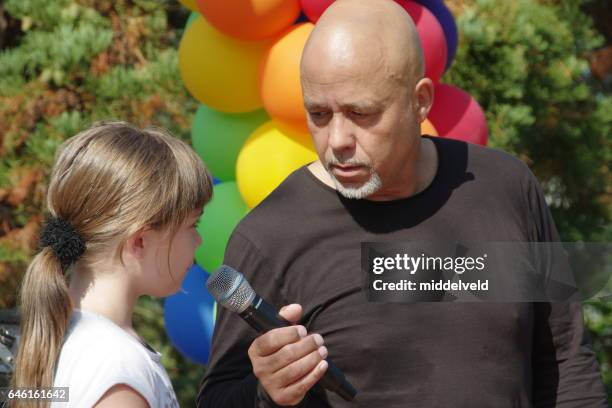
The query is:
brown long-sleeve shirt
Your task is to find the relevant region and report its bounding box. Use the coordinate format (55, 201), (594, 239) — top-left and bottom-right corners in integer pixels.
(197, 136), (608, 407)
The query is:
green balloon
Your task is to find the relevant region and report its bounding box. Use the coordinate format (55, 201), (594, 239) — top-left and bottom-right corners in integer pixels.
(195, 181), (249, 272)
(185, 11), (199, 29)
(191, 104), (269, 181)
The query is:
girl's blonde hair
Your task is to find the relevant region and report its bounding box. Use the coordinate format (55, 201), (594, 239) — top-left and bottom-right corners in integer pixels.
(12, 121), (213, 406)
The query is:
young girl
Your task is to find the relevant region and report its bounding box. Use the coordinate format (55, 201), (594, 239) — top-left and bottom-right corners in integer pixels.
(11, 121), (213, 408)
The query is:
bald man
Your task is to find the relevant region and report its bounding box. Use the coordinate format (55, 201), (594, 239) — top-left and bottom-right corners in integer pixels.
(197, 1), (607, 407)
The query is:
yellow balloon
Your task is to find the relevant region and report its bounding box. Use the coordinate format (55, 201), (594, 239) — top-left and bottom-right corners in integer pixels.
(421, 118), (439, 136)
(178, 17), (271, 113)
(237, 121), (318, 208)
(179, 0), (198, 11)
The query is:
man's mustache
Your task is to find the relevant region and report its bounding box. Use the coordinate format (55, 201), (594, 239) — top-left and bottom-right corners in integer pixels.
(324, 156), (372, 170)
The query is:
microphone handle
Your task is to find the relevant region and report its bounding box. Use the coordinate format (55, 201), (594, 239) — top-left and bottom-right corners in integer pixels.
(239, 295), (357, 402)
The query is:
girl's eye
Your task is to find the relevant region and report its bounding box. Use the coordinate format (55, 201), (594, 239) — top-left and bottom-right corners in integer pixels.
(193, 220), (200, 229)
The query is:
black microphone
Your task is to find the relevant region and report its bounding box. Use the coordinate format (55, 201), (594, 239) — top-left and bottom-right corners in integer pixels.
(206, 265), (357, 402)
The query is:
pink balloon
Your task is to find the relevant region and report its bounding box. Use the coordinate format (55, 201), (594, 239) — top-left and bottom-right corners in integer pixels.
(300, 0), (334, 22)
(428, 83), (489, 146)
(397, 0), (447, 82)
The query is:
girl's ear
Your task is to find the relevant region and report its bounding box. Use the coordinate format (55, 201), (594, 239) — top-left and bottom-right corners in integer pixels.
(125, 227), (154, 260)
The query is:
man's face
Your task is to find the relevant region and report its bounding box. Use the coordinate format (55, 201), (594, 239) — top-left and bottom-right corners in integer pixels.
(302, 63), (419, 199)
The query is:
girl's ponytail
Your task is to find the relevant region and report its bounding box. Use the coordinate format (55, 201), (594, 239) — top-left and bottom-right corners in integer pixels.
(12, 247), (73, 407)
(13, 216), (86, 407)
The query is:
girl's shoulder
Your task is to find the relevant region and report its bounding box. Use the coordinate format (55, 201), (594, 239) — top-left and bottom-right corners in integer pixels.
(52, 309), (178, 408)
(64, 310), (152, 351)
(58, 310), (156, 369)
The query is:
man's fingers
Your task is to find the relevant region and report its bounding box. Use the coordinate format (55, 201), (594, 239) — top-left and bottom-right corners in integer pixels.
(266, 334), (324, 374)
(271, 344), (328, 386)
(248, 303), (328, 406)
(279, 303), (303, 325)
(277, 360), (329, 406)
(251, 325), (307, 357)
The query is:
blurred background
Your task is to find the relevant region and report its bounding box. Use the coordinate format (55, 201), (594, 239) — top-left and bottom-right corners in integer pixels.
(0, 0), (610, 405)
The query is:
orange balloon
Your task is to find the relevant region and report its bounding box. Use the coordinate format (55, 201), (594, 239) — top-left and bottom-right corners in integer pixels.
(196, 0), (300, 41)
(421, 118), (438, 136)
(260, 23), (314, 133)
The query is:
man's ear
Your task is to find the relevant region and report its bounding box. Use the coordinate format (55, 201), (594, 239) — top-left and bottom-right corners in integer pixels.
(414, 77), (434, 123)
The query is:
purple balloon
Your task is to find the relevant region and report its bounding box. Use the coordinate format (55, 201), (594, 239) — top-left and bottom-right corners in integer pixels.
(415, 0), (458, 71)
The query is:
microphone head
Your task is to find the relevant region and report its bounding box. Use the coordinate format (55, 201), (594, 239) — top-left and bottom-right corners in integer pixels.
(206, 265), (256, 313)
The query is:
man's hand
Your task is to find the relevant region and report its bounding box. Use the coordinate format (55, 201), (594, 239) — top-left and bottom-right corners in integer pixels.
(248, 304), (329, 406)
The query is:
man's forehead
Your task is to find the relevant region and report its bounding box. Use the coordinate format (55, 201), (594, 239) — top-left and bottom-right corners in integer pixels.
(302, 34), (385, 79)
(303, 81), (393, 110)
(304, 92), (387, 109)
(302, 68), (398, 108)
(301, 54), (390, 89)
(301, 69), (382, 89)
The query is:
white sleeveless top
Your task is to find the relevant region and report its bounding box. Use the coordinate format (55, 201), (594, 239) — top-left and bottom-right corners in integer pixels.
(51, 309), (179, 408)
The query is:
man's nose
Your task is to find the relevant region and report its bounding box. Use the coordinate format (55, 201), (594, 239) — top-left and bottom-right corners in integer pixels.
(328, 115), (355, 152)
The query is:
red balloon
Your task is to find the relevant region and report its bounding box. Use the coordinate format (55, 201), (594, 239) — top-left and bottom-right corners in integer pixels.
(300, 0), (334, 22)
(428, 83), (489, 146)
(396, 0), (447, 82)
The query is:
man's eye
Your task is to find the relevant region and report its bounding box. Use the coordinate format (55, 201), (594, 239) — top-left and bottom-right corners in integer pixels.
(351, 111), (367, 117)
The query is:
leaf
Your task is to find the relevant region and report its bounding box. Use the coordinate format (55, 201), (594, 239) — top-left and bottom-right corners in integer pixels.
(1, 168), (42, 207)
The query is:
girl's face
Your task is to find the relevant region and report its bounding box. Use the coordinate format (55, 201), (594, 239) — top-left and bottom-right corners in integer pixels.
(140, 207), (203, 297)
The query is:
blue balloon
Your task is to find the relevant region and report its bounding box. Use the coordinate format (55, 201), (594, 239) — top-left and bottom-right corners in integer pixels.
(212, 177), (221, 185)
(164, 264), (216, 364)
(415, 0), (458, 71)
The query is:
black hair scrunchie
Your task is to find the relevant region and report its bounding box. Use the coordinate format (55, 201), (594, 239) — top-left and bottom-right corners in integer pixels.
(39, 217), (86, 269)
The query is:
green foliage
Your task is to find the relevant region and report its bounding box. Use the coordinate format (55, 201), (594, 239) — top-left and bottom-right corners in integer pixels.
(584, 301), (612, 398)
(445, 0), (611, 243)
(1, 1), (112, 92)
